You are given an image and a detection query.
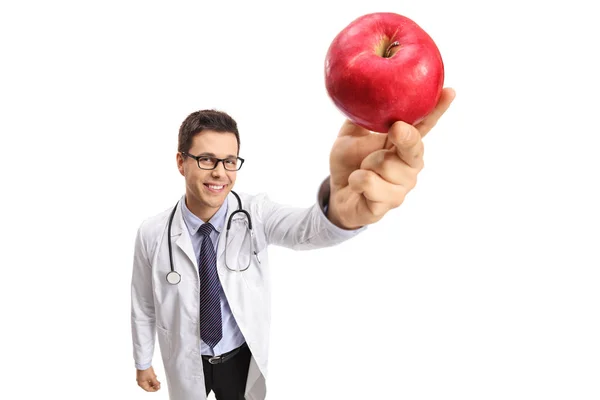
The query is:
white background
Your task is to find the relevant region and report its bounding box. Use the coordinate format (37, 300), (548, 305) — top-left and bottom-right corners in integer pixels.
(1, 0), (599, 399)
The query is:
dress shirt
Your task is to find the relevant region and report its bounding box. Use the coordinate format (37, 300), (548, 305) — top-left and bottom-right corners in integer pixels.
(181, 196), (247, 356)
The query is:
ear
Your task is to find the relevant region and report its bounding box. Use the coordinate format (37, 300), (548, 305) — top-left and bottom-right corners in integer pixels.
(176, 152), (185, 176)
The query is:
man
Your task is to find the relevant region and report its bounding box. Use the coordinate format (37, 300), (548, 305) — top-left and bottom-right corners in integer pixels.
(131, 88), (455, 400)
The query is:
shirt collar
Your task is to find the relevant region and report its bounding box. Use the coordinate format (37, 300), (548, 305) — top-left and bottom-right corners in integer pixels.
(181, 195), (228, 236)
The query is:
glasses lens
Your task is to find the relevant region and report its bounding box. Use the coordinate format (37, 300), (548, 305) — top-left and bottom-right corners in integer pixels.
(223, 157), (241, 171)
(197, 156), (216, 169)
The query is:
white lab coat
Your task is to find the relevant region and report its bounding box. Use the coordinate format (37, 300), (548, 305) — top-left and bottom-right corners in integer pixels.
(131, 179), (365, 400)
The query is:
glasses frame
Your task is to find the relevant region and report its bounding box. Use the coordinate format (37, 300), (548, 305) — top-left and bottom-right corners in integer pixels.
(181, 152), (245, 171)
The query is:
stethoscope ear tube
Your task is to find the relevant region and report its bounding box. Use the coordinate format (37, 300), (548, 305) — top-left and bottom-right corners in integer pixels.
(228, 190), (251, 229)
(227, 209), (251, 230)
(166, 202), (179, 285)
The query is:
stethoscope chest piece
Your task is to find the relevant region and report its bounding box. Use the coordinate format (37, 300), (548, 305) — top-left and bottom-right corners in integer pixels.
(166, 270), (181, 285)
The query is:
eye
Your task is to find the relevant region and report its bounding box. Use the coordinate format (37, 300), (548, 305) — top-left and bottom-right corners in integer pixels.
(198, 156), (216, 167)
(225, 158), (237, 165)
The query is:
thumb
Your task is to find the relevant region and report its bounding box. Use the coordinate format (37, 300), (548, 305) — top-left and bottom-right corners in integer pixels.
(337, 119), (371, 137)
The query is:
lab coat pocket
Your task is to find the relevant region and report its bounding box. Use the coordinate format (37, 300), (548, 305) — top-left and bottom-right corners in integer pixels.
(156, 326), (171, 363)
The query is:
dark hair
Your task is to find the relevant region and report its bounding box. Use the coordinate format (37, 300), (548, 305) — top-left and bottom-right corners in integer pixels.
(178, 109), (240, 154)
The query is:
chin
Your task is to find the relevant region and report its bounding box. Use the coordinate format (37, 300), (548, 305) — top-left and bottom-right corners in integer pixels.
(201, 185), (230, 205)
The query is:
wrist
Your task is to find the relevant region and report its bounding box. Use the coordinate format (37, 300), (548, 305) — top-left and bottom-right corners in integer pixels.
(327, 199), (362, 230)
(318, 175), (363, 230)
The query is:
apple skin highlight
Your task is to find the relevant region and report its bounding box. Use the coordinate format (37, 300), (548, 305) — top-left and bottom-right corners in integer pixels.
(325, 12), (445, 133)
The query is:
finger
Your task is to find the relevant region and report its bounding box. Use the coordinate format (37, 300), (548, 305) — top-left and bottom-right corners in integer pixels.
(348, 170), (408, 212)
(416, 87), (456, 138)
(385, 122), (424, 169)
(151, 377), (161, 390)
(337, 119), (372, 137)
(360, 149), (420, 187)
(138, 380), (155, 392)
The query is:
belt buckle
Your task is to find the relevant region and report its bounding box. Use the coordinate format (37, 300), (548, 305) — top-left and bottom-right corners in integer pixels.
(208, 355), (222, 365)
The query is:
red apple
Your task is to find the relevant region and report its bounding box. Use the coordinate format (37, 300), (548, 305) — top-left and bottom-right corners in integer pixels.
(324, 12), (444, 133)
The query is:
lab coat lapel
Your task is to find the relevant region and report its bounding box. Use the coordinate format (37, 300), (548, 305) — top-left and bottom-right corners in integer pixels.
(172, 200), (197, 271)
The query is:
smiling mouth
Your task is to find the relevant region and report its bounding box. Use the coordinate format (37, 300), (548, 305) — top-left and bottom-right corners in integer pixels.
(204, 183), (227, 193)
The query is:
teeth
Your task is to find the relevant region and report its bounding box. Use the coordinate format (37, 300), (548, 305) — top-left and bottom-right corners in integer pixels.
(208, 185), (224, 190)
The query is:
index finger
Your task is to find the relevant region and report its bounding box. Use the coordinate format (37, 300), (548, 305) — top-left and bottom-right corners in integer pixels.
(416, 87), (456, 138)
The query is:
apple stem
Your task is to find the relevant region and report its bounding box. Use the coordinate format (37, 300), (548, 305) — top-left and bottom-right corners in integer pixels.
(384, 41), (400, 58)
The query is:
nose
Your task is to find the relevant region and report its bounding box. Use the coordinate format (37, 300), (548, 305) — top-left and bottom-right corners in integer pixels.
(211, 160), (227, 176)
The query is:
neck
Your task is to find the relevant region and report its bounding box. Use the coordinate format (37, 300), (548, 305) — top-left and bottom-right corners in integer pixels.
(185, 194), (220, 222)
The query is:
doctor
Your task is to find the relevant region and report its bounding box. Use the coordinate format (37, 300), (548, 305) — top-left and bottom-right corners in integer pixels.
(131, 88), (455, 400)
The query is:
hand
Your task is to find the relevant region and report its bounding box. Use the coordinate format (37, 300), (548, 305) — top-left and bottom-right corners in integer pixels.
(327, 88), (456, 229)
(136, 366), (161, 392)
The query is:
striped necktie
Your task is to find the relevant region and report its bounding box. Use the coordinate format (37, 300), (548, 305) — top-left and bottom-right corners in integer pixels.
(198, 223), (222, 349)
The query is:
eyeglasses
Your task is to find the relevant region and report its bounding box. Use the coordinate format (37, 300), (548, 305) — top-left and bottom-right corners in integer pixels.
(181, 152), (245, 171)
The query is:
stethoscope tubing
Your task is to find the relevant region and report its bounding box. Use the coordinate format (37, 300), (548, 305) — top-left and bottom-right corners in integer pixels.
(165, 190), (255, 284)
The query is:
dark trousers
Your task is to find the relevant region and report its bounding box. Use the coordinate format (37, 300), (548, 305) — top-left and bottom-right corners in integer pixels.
(202, 343), (252, 400)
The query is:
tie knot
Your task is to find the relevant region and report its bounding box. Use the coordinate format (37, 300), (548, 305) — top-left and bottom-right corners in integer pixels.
(198, 222), (214, 237)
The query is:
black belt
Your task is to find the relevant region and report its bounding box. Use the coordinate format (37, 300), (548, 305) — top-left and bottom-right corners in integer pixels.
(202, 342), (247, 365)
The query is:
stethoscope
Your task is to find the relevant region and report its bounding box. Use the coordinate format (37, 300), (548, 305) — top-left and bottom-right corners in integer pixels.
(165, 190), (260, 285)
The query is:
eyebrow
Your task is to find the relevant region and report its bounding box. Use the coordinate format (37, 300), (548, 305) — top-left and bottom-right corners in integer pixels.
(198, 152), (237, 158)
